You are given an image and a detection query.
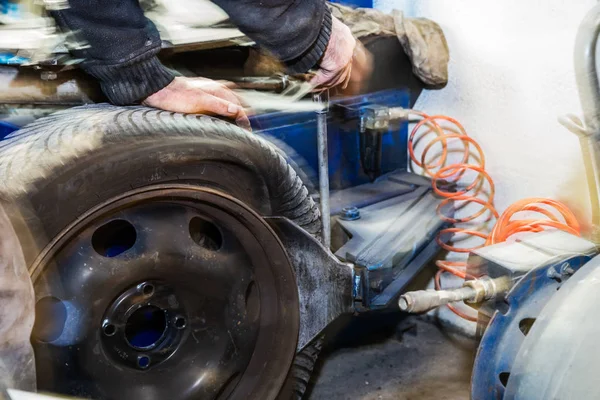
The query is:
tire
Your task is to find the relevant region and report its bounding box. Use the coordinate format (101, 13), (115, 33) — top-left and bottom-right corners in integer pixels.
(0, 104), (322, 399)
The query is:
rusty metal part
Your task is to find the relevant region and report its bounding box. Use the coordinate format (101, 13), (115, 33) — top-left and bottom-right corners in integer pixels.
(0, 66), (103, 106)
(0, 66), (301, 107)
(266, 216), (355, 349)
(227, 75), (289, 92)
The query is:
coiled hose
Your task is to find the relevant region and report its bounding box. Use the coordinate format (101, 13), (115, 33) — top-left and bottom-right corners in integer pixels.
(406, 109), (581, 321)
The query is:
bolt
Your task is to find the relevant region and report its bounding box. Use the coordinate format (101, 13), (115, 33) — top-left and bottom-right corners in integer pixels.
(560, 262), (576, 276)
(370, 278), (384, 292)
(546, 266), (562, 281)
(340, 206), (361, 221)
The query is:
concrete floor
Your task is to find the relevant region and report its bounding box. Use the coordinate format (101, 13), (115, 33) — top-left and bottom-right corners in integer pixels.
(308, 317), (477, 400)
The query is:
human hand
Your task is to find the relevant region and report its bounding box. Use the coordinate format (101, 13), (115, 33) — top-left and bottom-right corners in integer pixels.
(142, 76), (251, 130)
(310, 16), (373, 94)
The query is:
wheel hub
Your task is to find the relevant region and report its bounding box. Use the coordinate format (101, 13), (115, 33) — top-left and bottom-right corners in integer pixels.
(101, 280), (187, 370)
(30, 185), (300, 400)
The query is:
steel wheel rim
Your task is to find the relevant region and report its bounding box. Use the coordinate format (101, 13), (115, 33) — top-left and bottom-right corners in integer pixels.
(31, 185), (299, 400)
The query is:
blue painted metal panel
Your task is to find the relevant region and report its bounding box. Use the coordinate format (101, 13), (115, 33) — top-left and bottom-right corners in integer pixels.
(251, 89), (410, 190)
(471, 255), (592, 399)
(0, 120), (19, 139)
(330, 0), (373, 8)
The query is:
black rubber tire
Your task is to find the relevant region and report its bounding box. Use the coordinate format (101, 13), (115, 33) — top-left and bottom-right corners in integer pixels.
(0, 104), (322, 399)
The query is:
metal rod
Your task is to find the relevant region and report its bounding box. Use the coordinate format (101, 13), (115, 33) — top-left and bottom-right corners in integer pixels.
(575, 4), (600, 135)
(314, 91), (331, 248)
(225, 76), (289, 92)
(574, 4), (600, 241)
(399, 287), (476, 314)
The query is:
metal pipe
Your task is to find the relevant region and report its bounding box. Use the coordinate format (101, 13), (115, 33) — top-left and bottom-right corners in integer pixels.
(575, 4), (600, 135)
(399, 276), (509, 314)
(226, 76), (289, 92)
(399, 287), (476, 314)
(0, 66), (99, 106)
(314, 91), (331, 248)
(574, 4), (600, 241)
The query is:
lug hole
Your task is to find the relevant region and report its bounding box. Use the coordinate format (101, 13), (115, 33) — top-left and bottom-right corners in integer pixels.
(103, 322), (116, 337)
(518, 318), (536, 336)
(141, 283), (154, 297)
(92, 219), (136, 257)
(137, 355), (151, 369)
(189, 217), (222, 251)
(174, 316), (187, 329)
(499, 372), (510, 387)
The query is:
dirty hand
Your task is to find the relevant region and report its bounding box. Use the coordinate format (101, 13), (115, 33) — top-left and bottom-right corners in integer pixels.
(310, 15), (373, 94)
(142, 76), (251, 130)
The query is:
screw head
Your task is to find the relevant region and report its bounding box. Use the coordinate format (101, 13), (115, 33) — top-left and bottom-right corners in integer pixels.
(546, 266), (562, 280)
(340, 207), (361, 221)
(560, 262), (576, 276)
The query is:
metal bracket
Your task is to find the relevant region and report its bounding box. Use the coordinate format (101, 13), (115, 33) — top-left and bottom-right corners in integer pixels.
(265, 217), (355, 350)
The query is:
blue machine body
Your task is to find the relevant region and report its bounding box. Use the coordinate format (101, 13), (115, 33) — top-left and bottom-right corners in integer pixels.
(330, 0), (373, 7)
(252, 89), (409, 190)
(471, 255), (592, 399)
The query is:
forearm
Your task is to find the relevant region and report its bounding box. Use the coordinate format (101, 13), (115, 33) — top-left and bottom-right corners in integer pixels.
(51, 0), (174, 105)
(212, 0), (332, 73)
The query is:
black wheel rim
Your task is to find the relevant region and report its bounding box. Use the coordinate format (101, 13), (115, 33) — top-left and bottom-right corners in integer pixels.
(31, 185), (299, 400)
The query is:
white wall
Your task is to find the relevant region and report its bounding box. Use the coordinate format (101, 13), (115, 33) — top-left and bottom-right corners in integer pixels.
(376, 0), (597, 229)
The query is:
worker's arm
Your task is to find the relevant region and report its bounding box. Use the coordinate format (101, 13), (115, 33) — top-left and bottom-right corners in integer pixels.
(51, 0), (174, 106)
(212, 0), (331, 74)
(51, 0), (366, 122)
(211, 0), (371, 91)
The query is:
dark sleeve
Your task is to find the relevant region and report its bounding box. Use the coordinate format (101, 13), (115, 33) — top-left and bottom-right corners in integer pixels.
(211, 0), (332, 74)
(51, 0), (175, 105)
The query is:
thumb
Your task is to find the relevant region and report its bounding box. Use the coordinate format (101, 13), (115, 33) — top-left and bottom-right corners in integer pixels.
(310, 70), (332, 89)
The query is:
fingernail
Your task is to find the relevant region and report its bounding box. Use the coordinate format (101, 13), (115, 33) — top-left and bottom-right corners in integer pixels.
(228, 103), (239, 114)
(237, 118), (252, 132)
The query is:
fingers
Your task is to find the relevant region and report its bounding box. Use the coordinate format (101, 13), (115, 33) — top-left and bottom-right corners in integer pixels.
(310, 63), (352, 91)
(205, 81), (253, 130)
(333, 42), (374, 96)
(309, 70), (333, 89)
(202, 80), (244, 108)
(185, 78), (251, 130)
(352, 41), (373, 85)
(192, 93), (251, 130)
(341, 63), (352, 90)
(142, 76), (251, 130)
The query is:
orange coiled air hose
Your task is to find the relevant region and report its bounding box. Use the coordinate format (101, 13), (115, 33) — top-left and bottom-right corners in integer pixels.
(407, 110), (581, 321)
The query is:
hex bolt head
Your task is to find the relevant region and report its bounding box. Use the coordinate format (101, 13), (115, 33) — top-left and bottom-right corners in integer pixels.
(560, 262), (576, 276)
(340, 207), (361, 221)
(546, 266), (562, 280)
